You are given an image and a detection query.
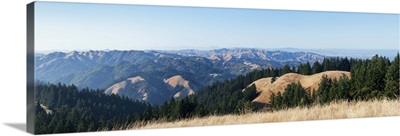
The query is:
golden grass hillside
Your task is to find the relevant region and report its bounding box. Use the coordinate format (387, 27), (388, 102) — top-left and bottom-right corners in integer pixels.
(251, 71), (350, 104)
(124, 99), (399, 130)
(164, 75), (195, 99)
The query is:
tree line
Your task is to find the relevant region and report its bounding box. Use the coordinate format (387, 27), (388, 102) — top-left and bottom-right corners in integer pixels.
(35, 54), (399, 134)
(131, 55), (377, 121)
(269, 54), (399, 111)
(35, 84), (148, 134)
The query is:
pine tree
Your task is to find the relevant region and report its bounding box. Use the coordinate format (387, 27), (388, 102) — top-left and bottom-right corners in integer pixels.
(282, 64), (292, 74)
(322, 58), (333, 71)
(243, 84), (258, 100)
(35, 101), (49, 134)
(159, 101), (170, 119)
(142, 104), (153, 121)
(317, 75), (332, 104)
(292, 65), (297, 73)
(292, 83), (301, 107)
(168, 98), (178, 120)
(328, 79), (339, 102)
(271, 76), (277, 83)
(269, 92), (276, 111)
(366, 55), (388, 91)
(302, 62), (312, 75)
(340, 57), (351, 71)
(384, 53), (399, 99)
(276, 92), (283, 110)
(297, 64), (304, 74)
(337, 74), (351, 100)
(351, 59), (369, 91)
(312, 61), (323, 74)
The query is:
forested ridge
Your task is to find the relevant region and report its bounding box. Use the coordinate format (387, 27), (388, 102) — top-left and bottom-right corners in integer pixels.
(269, 54), (399, 111)
(35, 53), (399, 134)
(35, 84), (148, 133)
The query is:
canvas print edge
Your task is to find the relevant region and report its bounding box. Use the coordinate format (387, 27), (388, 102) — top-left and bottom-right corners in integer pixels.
(27, 2), (35, 134)
(27, 1), (400, 134)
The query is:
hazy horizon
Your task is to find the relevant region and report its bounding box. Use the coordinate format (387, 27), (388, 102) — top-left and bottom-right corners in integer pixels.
(35, 47), (399, 53)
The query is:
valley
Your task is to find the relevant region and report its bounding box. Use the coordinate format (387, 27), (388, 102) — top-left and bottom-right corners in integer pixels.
(34, 49), (399, 134)
(35, 48), (325, 104)
(30, 3), (399, 134)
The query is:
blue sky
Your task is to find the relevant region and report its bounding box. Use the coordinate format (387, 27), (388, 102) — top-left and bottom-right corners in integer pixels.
(35, 2), (399, 51)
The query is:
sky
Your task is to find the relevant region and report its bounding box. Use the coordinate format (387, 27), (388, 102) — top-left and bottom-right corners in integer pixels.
(35, 2), (399, 51)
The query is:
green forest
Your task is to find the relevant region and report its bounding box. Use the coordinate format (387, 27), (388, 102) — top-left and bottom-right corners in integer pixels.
(269, 54), (399, 111)
(35, 84), (148, 133)
(35, 53), (399, 134)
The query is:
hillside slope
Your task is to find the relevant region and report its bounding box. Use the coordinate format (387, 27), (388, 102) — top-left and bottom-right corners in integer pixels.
(249, 71), (350, 105)
(104, 75), (173, 104)
(36, 49), (327, 104)
(164, 75), (196, 99)
(36, 48), (325, 89)
(104, 75), (197, 104)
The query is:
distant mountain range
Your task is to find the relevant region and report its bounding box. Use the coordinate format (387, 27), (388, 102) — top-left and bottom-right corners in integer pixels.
(35, 48), (326, 104)
(272, 48), (398, 60)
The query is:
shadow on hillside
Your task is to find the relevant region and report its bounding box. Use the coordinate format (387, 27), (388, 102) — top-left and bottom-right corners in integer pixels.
(253, 102), (269, 108)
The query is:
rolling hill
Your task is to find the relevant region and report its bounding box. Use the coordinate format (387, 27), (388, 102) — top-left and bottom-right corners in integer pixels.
(164, 75), (196, 99)
(35, 48), (326, 104)
(247, 71), (350, 105)
(104, 75), (197, 104)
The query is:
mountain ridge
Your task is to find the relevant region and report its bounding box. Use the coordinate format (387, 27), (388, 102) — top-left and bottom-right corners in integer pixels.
(36, 48), (327, 104)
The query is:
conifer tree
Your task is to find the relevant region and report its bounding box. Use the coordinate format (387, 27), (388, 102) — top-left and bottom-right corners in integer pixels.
(340, 57), (351, 71)
(366, 55), (388, 91)
(317, 75), (332, 104)
(337, 74), (351, 100)
(276, 92), (283, 110)
(328, 79), (339, 102)
(292, 65), (297, 73)
(384, 53), (399, 99)
(302, 62), (312, 75)
(271, 76), (277, 83)
(282, 64), (292, 74)
(312, 61), (323, 74)
(297, 64), (303, 74)
(269, 92), (276, 111)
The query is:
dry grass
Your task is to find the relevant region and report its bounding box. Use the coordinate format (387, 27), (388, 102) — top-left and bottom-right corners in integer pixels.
(123, 99), (399, 130)
(252, 71), (351, 104)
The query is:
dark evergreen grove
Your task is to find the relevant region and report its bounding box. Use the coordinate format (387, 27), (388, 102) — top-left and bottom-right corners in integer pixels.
(35, 54), (399, 134)
(35, 84), (148, 134)
(269, 54), (399, 111)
